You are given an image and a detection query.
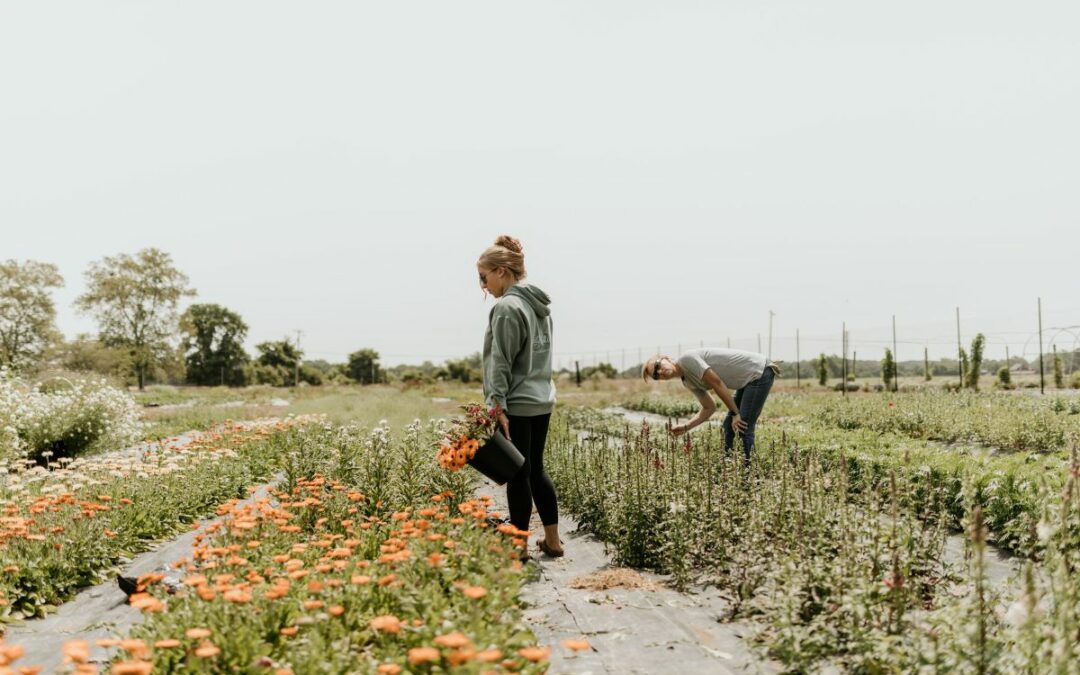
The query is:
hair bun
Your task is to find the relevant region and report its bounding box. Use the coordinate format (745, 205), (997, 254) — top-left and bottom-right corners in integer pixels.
(495, 235), (523, 255)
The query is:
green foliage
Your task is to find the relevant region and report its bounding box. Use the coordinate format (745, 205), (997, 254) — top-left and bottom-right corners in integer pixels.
(881, 348), (896, 391)
(965, 334), (985, 390)
(180, 304), (250, 386)
(443, 353), (482, 384)
(75, 248), (196, 390)
(0, 259), (64, 371)
(346, 348), (383, 385)
(581, 362), (618, 379)
(1071, 370), (1080, 389)
(818, 353), (828, 386)
(57, 334), (133, 382)
(252, 339), (303, 386)
(997, 365), (1013, 389)
(1053, 353), (1064, 388)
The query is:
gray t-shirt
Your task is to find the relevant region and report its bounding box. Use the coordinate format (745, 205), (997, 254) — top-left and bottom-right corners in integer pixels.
(678, 348), (768, 394)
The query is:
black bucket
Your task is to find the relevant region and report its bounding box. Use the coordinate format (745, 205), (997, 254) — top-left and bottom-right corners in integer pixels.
(468, 429), (525, 485)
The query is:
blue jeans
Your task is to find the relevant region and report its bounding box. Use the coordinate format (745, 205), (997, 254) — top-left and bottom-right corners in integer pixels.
(723, 365), (775, 463)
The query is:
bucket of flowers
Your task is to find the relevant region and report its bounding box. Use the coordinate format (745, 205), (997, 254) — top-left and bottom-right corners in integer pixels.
(436, 403), (524, 485)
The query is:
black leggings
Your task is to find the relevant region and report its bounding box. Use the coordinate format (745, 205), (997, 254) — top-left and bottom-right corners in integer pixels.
(506, 413), (559, 531)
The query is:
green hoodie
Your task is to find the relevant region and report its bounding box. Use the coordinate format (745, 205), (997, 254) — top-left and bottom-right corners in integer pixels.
(482, 283), (556, 416)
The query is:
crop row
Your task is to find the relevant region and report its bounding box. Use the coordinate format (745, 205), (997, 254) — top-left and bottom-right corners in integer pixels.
(547, 412), (1080, 672)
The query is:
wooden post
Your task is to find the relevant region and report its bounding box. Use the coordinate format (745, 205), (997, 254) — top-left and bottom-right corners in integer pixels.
(892, 315), (899, 392)
(796, 328), (801, 389)
(575, 360), (581, 387)
(1038, 297), (1045, 395)
(956, 307), (964, 386)
(842, 323), (847, 396)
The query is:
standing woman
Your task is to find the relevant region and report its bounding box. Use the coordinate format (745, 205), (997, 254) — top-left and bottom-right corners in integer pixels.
(643, 348), (779, 464)
(478, 235), (564, 557)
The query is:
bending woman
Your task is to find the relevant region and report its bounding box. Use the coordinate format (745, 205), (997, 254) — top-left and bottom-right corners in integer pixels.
(478, 235), (564, 557)
(643, 347), (778, 464)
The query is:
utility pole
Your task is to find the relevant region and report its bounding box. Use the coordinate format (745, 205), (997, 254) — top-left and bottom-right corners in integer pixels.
(767, 310), (775, 361)
(842, 323), (847, 397)
(892, 315), (899, 392)
(795, 328), (801, 389)
(956, 307), (964, 387)
(1038, 297), (1045, 395)
(294, 329), (303, 387)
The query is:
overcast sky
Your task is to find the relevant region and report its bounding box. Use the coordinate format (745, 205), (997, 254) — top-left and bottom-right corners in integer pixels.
(4, 1), (1078, 368)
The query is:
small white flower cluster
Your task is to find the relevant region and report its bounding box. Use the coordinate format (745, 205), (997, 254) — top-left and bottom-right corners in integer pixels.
(0, 372), (143, 462)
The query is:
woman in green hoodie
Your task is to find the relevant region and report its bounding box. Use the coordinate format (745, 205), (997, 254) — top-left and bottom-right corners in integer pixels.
(478, 235), (563, 558)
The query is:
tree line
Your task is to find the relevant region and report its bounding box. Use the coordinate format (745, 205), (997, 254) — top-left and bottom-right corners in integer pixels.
(0, 249), (388, 389)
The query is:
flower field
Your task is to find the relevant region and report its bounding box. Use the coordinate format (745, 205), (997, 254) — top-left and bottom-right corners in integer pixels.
(546, 412), (1080, 672)
(3, 380), (1080, 673)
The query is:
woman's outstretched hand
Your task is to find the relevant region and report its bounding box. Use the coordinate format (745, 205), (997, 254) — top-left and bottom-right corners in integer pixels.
(670, 424), (687, 437)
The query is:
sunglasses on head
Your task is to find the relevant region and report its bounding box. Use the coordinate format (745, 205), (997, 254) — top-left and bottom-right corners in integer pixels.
(652, 358), (663, 380)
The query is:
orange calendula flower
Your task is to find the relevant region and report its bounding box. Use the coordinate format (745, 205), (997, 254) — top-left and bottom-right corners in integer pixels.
(407, 647), (440, 666)
(434, 632), (472, 649)
(375, 665), (402, 675)
(185, 628), (212, 640)
(562, 638), (591, 651)
(475, 649), (503, 663)
(62, 640), (90, 664)
(369, 615), (402, 634)
(518, 646), (551, 662)
(280, 626), (299, 637)
(462, 586), (487, 599)
(154, 639), (181, 648)
(111, 661), (153, 675)
(194, 642), (221, 658)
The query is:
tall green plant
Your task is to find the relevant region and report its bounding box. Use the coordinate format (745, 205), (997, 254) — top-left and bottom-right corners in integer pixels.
(965, 334), (985, 390)
(1053, 352), (1064, 388)
(818, 353), (828, 386)
(882, 348), (896, 391)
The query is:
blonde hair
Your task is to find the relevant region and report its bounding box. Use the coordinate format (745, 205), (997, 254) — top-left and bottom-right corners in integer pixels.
(641, 355), (665, 382)
(478, 235), (527, 280)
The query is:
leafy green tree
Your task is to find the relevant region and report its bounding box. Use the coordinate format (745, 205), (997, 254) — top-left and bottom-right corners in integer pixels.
(817, 353), (828, 386)
(582, 362), (618, 379)
(75, 248), (195, 390)
(881, 348), (896, 391)
(253, 339), (303, 386)
(180, 304), (250, 386)
(444, 353), (482, 384)
(346, 348), (382, 385)
(997, 365), (1012, 389)
(965, 334), (985, 390)
(58, 334), (132, 381)
(0, 260), (64, 370)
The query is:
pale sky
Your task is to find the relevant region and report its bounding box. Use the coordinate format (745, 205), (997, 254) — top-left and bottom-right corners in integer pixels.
(4, 1), (1079, 368)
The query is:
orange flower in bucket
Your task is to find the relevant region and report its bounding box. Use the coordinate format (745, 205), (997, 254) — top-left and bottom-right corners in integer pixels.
(435, 403), (525, 484)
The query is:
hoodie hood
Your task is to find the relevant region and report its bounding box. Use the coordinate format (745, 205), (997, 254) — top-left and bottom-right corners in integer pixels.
(504, 283), (551, 318)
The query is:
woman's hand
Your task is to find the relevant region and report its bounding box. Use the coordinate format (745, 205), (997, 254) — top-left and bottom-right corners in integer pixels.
(670, 424), (687, 437)
(731, 413), (747, 433)
(498, 411), (511, 440)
